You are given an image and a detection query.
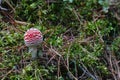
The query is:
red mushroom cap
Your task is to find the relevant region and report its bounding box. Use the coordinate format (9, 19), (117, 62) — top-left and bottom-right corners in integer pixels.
(24, 28), (43, 47)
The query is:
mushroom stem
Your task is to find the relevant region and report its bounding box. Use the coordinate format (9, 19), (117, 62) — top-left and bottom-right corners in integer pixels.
(29, 46), (37, 59)
(38, 49), (43, 57)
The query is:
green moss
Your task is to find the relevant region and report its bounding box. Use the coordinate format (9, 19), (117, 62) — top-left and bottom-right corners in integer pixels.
(0, 0), (119, 79)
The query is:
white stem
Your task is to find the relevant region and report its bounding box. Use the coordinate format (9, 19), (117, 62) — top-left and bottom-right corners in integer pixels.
(29, 46), (37, 59)
(38, 49), (43, 57)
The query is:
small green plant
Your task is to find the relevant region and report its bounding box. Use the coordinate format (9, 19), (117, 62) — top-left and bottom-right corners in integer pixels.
(0, 0), (119, 80)
(98, 0), (110, 13)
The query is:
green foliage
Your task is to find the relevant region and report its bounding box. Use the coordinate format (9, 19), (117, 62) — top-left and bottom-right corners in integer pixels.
(0, 0), (119, 80)
(98, 0), (109, 13)
(47, 26), (66, 48)
(111, 37), (120, 58)
(15, 0), (45, 22)
(0, 32), (22, 47)
(85, 19), (113, 36)
(63, 0), (74, 3)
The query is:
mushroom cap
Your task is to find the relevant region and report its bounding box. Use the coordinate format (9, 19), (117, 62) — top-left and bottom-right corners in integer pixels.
(24, 28), (43, 47)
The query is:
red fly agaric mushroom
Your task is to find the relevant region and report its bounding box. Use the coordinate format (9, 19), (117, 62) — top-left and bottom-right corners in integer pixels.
(24, 28), (43, 59)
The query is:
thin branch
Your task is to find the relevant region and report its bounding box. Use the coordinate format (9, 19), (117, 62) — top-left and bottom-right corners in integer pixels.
(46, 54), (56, 65)
(79, 62), (98, 80)
(1, 68), (14, 80)
(49, 48), (62, 57)
(57, 57), (60, 79)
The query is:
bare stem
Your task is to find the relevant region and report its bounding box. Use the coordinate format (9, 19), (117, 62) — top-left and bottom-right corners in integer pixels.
(29, 46), (37, 59)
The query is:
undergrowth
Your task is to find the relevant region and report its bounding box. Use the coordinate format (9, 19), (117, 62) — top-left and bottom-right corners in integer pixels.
(0, 0), (120, 80)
